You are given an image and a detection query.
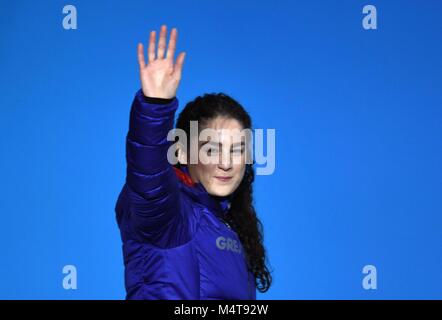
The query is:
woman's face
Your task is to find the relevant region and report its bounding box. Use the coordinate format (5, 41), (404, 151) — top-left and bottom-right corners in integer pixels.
(183, 117), (248, 197)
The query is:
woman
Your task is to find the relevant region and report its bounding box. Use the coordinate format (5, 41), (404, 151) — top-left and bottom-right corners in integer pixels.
(115, 24), (272, 300)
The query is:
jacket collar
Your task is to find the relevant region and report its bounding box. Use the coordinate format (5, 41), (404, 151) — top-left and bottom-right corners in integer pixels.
(173, 166), (231, 217)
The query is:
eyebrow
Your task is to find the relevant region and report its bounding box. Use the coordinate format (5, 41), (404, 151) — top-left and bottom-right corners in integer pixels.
(200, 141), (245, 148)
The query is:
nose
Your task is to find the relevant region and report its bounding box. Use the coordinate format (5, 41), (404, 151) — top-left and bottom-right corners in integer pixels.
(218, 150), (232, 171)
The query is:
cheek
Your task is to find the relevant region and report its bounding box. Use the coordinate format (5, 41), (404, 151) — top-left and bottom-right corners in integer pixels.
(196, 164), (217, 182)
(230, 165), (246, 184)
(234, 151), (247, 163)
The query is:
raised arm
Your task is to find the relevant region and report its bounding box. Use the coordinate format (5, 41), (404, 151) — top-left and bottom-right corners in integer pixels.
(120, 25), (186, 243)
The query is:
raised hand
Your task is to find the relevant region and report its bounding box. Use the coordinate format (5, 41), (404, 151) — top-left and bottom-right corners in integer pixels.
(137, 25), (186, 99)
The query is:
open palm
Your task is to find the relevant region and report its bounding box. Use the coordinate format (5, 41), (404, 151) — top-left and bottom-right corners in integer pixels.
(137, 25), (186, 99)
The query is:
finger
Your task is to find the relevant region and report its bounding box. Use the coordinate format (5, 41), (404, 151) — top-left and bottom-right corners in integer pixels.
(157, 25), (167, 59)
(137, 43), (146, 69)
(147, 30), (156, 62)
(166, 28), (177, 61)
(173, 52), (186, 80)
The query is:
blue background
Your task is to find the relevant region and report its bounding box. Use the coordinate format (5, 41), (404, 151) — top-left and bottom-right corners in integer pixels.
(0, 0), (441, 299)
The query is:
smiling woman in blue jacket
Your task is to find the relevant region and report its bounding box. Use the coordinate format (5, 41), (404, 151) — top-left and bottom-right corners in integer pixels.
(115, 24), (272, 300)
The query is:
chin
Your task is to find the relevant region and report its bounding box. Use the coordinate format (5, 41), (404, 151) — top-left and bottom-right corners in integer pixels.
(207, 186), (233, 197)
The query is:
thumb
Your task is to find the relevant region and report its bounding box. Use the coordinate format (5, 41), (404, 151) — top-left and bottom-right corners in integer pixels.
(173, 52), (186, 80)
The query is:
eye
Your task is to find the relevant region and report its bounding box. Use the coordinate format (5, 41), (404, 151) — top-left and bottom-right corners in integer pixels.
(231, 148), (244, 155)
(207, 148), (219, 156)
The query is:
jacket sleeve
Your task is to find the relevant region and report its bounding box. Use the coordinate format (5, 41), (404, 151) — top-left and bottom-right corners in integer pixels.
(124, 89), (182, 242)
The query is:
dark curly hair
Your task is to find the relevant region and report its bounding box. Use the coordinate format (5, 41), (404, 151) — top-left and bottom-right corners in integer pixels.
(174, 92), (272, 293)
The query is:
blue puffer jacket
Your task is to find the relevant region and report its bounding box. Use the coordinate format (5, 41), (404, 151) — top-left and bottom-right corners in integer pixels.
(115, 89), (256, 300)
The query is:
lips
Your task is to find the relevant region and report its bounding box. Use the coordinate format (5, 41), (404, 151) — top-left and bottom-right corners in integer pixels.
(215, 176), (233, 182)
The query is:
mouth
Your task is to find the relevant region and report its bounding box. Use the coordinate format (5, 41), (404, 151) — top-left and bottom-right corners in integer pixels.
(214, 176), (233, 183)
